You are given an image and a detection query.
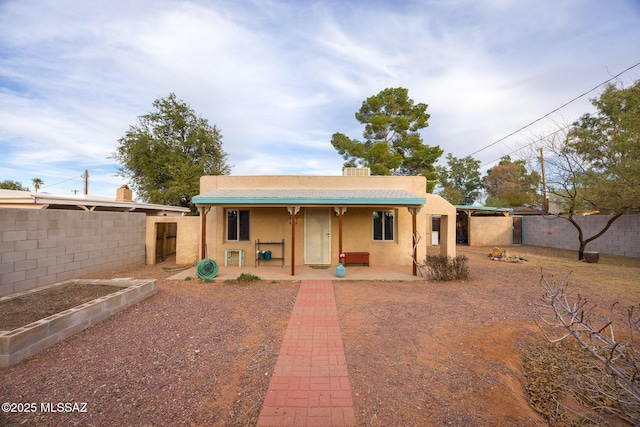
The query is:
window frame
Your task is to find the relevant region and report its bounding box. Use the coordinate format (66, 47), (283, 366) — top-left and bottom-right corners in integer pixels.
(372, 209), (396, 241)
(226, 208), (250, 241)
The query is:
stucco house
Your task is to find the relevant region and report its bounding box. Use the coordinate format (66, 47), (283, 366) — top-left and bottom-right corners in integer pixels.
(192, 168), (456, 276)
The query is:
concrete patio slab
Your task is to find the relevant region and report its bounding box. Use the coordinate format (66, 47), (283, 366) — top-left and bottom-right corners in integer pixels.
(168, 264), (425, 282)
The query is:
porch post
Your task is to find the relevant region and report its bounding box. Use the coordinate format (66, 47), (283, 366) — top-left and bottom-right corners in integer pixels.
(412, 207), (417, 276)
(335, 207), (345, 259)
(339, 208), (343, 257)
(291, 208), (295, 276)
(199, 206), (207, 261)
(288, 206), (300, 276)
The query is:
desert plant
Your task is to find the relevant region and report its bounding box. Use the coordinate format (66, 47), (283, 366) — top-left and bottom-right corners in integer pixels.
(532, 273), (640, 424)
(424, 255), (469, 281)
(237, 272), (260, 282)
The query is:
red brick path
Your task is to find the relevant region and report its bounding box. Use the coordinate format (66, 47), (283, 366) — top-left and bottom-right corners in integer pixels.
(257, 280), (356, 426)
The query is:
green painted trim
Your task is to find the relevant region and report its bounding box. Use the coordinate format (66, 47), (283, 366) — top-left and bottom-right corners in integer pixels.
(192, 196), (426, 206)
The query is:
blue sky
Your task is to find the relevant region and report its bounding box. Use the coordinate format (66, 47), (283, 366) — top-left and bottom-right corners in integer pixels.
(1, 0), (639, 199)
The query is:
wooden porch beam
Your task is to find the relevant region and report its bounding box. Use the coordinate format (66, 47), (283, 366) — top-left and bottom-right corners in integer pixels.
(291, 208), (295, 276)
(339, 208), (343, 257)
(288, 206), (300, 276)
(412, 207), (417, 276)
(334, 207), (346, 259)
(200, 206), (207, 260)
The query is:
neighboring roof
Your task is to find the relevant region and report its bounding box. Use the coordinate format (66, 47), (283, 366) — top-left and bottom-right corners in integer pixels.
(0, 190), (190, 216)
(511, 206), (543, 215)
(193, 189), (426, 206)
(454, 205), (513, 215)
(455, 205), (513, 211)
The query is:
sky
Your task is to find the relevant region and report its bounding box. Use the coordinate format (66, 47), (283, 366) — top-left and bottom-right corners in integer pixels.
(1, 0), (639, 200)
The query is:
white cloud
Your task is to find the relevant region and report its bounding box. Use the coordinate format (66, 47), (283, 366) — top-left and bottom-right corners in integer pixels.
(1, 0), (639, 197)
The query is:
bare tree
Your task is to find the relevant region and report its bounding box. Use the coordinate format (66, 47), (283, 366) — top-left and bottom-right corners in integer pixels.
(520, 80), (640, 260)
(533, 274), (640, 423)
(520, 120), (627, 260)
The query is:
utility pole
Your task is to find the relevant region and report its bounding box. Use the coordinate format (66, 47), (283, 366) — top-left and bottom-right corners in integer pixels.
(84, 170), (89, 195)
(539, 148), (547, 214)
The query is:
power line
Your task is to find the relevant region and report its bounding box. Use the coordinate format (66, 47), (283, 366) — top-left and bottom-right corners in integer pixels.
(41, 174), (84, 190)
(467, 61), (640, 158)
(480, 124), (571, 168)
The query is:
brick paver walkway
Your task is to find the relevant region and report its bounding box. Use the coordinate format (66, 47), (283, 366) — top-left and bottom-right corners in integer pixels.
(257, 280), (356, 426)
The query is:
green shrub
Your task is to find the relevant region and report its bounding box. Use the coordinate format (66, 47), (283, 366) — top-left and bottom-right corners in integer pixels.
(237, 272), (261, 282)
(425, 255), (470, 281)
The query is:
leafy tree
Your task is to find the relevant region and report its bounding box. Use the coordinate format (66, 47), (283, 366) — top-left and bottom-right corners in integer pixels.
(31, 178), (43, 192)
(113, 93), (231, 211)
(483, 156), (540, 207)
(331, 87), (443, 189)
(0, 180), (29, 191)
(435, 154), (482, 204)
(538, 80), (640, 259)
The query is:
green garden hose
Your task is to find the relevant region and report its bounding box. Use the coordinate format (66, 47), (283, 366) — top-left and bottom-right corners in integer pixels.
(196, 258), (219, 279)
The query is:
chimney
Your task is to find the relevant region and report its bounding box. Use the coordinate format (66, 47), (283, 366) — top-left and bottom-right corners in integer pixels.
(116, 184), (133, 202)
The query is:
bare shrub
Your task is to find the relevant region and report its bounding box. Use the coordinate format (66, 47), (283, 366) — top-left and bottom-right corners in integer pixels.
(532, 273), (640, 425)
(424, 255), (470, 281)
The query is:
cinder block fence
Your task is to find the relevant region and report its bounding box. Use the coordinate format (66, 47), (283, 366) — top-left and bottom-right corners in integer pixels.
(0, 208), (145, 297)
(522, 214), (640, 259)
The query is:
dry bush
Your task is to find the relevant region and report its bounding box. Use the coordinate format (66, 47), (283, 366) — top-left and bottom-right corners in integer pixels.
(530, 273), (640, 425)
(424, 255), (470, 281)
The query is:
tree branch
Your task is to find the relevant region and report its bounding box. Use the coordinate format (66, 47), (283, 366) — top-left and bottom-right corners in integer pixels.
(533, 273), (640, 422)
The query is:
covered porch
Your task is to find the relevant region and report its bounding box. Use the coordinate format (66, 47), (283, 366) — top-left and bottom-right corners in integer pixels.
(192, 175), (456, 277)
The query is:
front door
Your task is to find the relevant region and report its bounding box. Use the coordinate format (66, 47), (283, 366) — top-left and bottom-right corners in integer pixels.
(304, 208), (331, 264)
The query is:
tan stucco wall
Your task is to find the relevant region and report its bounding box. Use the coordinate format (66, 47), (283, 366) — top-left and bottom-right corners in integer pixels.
(201, 175), (429, 194)
(468, 216), (512, 247)
(145, 216), (199, 265)
(198, 175), (457, 268)
(420, 194), (456, 258)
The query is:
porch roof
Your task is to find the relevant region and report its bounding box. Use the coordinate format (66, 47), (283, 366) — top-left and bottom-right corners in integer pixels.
(193, 189), (425, 206)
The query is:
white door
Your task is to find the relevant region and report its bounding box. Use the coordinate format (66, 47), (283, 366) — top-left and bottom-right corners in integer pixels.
(304, 208), (331, 264)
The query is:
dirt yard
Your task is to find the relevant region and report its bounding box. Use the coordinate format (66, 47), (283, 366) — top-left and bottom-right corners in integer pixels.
(1, 246), (639, 426)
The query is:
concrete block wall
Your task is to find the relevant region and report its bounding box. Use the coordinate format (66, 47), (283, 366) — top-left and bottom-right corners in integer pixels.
(0, 208), (146, 297)
(523, 214), (640, 258)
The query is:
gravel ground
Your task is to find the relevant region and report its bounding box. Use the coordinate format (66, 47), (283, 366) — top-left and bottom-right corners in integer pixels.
(0, 266), (298, 426)
(1, 246), (639, 426)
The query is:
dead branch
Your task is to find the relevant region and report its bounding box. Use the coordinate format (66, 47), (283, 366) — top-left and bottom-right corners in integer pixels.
(532, 273), (640, 423)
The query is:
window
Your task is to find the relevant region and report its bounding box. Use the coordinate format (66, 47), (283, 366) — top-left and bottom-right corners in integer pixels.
(373, 210), (394, 241)
(227, 209), (250, 241)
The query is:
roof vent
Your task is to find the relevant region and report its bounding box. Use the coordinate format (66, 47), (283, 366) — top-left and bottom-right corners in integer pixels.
(343, 167), (370, 176)
(116, 184), (133, 202)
